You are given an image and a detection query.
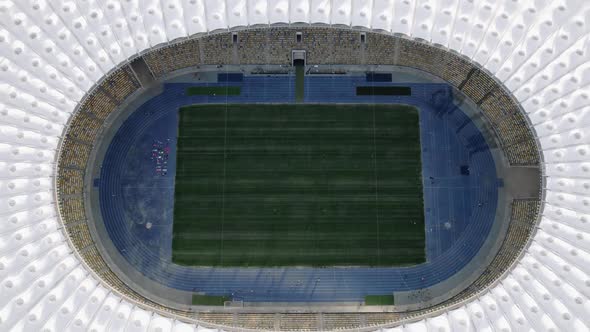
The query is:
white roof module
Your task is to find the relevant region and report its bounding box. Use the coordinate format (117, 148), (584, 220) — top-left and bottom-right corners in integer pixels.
(0, 0), (589, 331)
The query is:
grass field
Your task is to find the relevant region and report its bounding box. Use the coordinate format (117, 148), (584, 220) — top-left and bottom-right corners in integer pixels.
(172, 104), (425, 267)
(365, 295), (395, 305)
(356, 86), (411, 96)
(295, 65), (304, 102)
(191, 294), (230, 306)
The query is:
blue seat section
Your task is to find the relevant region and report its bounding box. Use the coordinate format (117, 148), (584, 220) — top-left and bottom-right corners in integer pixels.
(218, 73), (244, 82)
(99, 75), (498, 302)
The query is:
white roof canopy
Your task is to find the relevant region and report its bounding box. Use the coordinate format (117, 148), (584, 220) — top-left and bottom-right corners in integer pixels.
(0, 0), (589, 331)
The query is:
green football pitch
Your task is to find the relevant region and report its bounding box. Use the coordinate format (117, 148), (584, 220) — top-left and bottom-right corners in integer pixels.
(172, 104), (425, 267)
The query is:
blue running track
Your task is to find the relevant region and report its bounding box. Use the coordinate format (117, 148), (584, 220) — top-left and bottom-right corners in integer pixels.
(98, 75), (498, 302)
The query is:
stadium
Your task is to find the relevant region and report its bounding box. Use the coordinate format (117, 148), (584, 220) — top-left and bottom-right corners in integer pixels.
(0, 0), (589, 331)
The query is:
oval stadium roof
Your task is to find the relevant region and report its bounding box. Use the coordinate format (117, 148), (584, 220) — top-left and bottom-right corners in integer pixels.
(0, 0), (589, 331)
